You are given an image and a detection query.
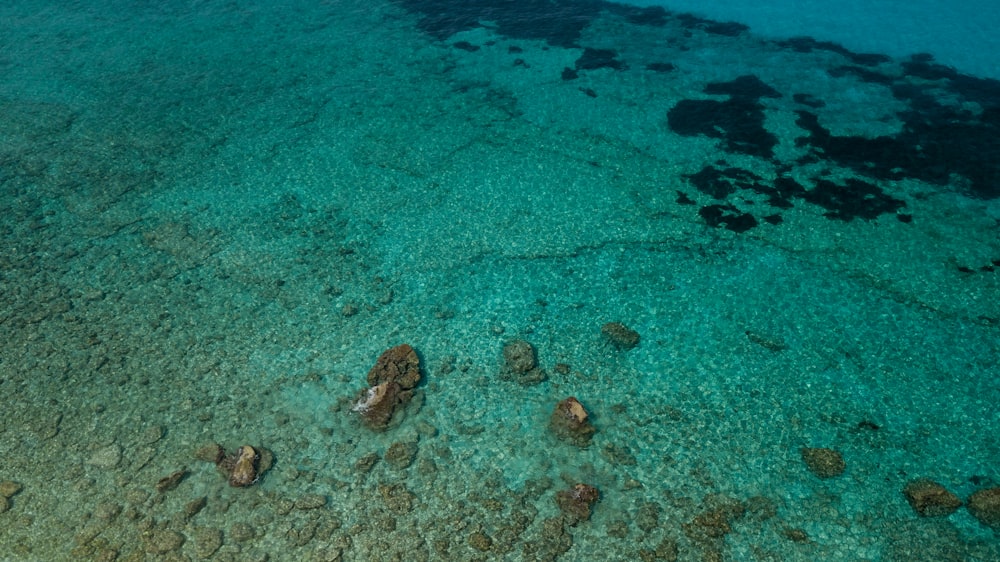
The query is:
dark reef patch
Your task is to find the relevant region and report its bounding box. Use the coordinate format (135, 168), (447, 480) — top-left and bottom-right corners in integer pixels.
(668, 75), (781, 158)
(685, 166), (763, 200)
(699, 204), (758, 233)
(646, 62), (676, 73)
(773, 36), (890, 67)
(802, 178), (905, 221)
(393, 0), (1000, 237)
(575, 48), (626, 71)
(394, 0), (605, 47)
(683, 165), (905, 230)
(676, 13), (749, 36)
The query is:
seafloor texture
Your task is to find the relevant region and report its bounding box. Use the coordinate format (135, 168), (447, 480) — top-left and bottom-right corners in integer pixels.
(1, 0), (999, 561)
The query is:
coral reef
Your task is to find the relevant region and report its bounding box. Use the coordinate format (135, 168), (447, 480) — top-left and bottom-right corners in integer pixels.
(549, 397), (596, 446)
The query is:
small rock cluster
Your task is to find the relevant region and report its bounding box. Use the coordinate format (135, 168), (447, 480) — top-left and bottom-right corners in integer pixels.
(901, 479), (1000, 528)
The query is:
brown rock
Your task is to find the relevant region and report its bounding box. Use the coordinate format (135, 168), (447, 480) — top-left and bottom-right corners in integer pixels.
(185, 496), (208, 519)
(230, 445), (259, 487)
(0, 481), (22, 498)
(194, 443), (224, 464)
(295, 494), (327, 510)
(144, 530), (185, 554)
(217, 445), (265, 487)
(352, 381), (404, 429)
(555, 483), (599, 525)
(601, 322), (640, 350)
(353, 344), (422, 430)
(468, 531), (492, 551)
(800, 447), (845, 478)
(783, 528), (809, 543)
(503, 339), (537, 373)
(683, 498), (746, 544)
(367, 344), (421, 389)
(385, 441), (419, 470)
(968, 487), (1000, 528)
(549, 397), (596, 446)
(193, 527), (223, 559)
(903, 479), (962, 517)
(500, 339), (546, 385)
(155, 468), (188, 493)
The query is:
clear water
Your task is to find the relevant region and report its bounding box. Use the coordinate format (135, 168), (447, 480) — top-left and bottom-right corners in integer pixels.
(1, 0), (998, 560)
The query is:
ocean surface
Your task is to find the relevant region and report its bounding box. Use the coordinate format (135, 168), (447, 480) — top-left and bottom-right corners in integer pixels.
(1, 0), (999, 560)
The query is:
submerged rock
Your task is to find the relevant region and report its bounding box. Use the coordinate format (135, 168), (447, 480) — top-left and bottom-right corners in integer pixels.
(902, 479), (962, 517)
(549, 397), (596, 446)
(800, 447), (845, 478)
(968, 487), (1000, 528)
(500, 339), (546, 385)
(555, 483), (600, 524)
(503, 339), (537, 373)
(601, 322), (640, 350)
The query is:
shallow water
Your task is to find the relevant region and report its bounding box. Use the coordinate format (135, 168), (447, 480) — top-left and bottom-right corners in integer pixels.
(1, 1), (999, 561)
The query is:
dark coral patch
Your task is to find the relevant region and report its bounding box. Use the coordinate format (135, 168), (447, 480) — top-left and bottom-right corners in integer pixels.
(646, 62), (676, 73)
(699, 204), (758, 233)
(792, 93), (825, 108)
(620, 5), (669, 27)
(802, 178), (905, 221)
(676, 13), (748, 36)
(452, 41), (480, 52)
(395, 0), (604, 47)
(704, 75), (782, 100)
(773, 36), (890, 66)
(575, 48), (626, 71)
(683, 165), (904, 225)
(669, 75), (781, 158)
(669, 97), (778, 158)
(685, 165), (763, 200)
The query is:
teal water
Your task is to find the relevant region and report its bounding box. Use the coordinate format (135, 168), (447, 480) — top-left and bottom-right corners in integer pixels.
(2, 1), (999, 560)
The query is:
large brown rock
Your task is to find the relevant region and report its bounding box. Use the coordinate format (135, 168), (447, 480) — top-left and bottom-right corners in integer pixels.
(367, 344), (421, 390)
(968, 487), (1000, 528)
(212, 444), (273, 487)
(549, 397), (596, 446)
(353, 381), (406, 429)
(902, 479), (962, 517)
(800, 447), (845, 478)
(354, 344), (422, 430)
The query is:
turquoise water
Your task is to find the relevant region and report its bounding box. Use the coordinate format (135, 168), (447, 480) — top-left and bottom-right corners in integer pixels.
(2, 0), (999, 560)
